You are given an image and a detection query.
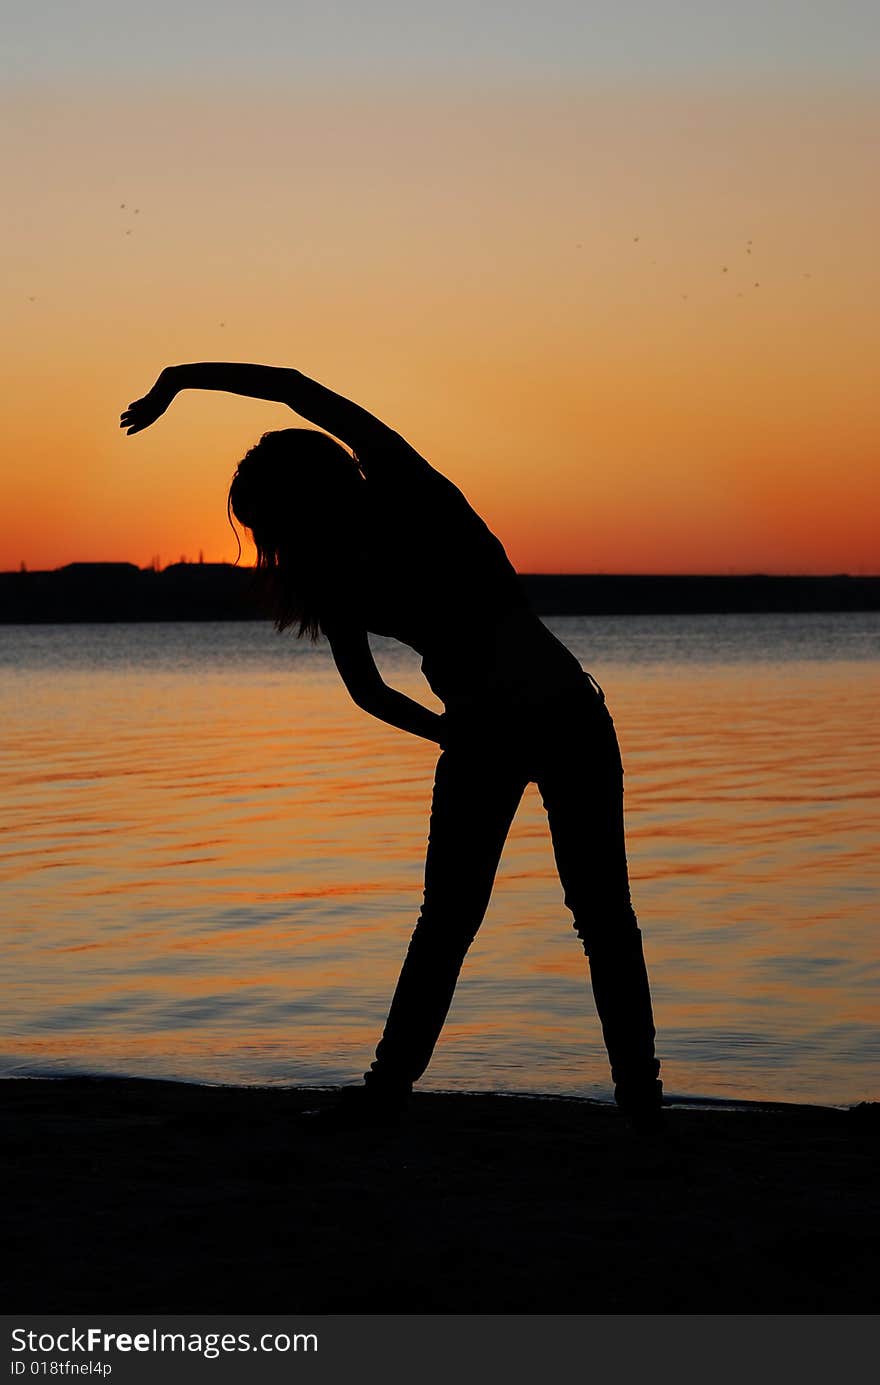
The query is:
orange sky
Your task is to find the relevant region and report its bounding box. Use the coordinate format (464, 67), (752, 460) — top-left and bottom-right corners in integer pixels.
(4, 82), (879, 574)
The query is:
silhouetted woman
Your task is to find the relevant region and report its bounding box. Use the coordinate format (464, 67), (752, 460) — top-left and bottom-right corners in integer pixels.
(121, 364), (662, 1130)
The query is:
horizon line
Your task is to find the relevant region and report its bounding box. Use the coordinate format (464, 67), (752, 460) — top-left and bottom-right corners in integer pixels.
(5, 562), (879, 581)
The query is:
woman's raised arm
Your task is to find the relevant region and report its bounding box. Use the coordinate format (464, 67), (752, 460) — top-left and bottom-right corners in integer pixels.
(120, 363), (396, 452)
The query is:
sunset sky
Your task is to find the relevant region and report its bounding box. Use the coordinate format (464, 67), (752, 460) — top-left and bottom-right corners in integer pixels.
(4, 3), (879, 574)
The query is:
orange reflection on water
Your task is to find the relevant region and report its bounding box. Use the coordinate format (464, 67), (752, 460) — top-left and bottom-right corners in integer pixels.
(1, 619), (878, 1104)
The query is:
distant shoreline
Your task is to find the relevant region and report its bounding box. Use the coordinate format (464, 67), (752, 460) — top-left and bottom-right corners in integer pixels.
(2, 563), (879, 623)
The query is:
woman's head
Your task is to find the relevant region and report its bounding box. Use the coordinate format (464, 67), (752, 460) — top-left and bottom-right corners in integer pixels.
(228, 428), (362, 639)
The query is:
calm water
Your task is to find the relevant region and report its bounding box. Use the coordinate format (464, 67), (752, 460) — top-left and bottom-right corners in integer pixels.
(1, 614), (878, 1105)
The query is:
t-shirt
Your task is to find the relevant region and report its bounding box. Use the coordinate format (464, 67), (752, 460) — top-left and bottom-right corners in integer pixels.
(347, 430), (585, 710)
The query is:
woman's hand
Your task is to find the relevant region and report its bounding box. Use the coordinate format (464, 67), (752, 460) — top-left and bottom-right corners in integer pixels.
(119, 369), (178, 435)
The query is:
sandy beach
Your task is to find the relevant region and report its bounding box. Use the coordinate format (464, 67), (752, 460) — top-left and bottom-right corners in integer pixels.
(3, 1077), (877, 1313)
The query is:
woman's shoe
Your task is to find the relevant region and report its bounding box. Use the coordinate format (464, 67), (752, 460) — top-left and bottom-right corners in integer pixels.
(614, 1078), (664, 1134)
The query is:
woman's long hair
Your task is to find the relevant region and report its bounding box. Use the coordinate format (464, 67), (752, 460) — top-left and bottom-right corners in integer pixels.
(228, 429), (362, 640)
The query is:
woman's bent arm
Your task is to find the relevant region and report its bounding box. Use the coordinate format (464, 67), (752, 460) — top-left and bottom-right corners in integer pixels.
(326, 624), (446, 746)
(357, 684), (447, 746)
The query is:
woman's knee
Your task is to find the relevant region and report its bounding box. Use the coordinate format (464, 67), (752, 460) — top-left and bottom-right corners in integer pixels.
(407, 902), (480, 959)
(571, 902), (640, 957)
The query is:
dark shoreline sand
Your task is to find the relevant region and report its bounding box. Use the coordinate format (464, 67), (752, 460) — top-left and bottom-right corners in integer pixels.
(3, 1077), (877, 1313)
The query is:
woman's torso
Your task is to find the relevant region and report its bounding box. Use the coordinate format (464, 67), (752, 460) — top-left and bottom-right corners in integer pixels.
(352, 437), (586, 711)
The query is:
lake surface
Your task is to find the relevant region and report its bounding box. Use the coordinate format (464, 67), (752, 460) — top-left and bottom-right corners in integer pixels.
(1, 613), (878, 1106)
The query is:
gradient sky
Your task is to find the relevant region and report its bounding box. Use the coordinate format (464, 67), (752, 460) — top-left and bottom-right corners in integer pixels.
(4, 3), (879, 573)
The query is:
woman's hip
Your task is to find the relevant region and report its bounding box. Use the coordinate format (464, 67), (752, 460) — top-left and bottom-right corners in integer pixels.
(439, 671), (617, 782)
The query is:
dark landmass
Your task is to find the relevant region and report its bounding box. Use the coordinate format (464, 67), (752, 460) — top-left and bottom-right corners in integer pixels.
(3, 1078), (878, 1312)
(1, 563), (879, 623)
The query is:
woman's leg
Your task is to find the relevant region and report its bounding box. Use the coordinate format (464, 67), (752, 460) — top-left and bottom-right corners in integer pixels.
(364, 744), (527, 1097)
(535, 690), (661, 1114)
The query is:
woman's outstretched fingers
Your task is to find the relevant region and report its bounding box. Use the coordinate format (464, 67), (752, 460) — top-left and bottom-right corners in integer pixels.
(119, 389), (168, 434)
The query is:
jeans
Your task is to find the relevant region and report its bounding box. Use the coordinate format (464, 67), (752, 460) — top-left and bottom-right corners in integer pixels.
(364, 675), (660, 1101)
